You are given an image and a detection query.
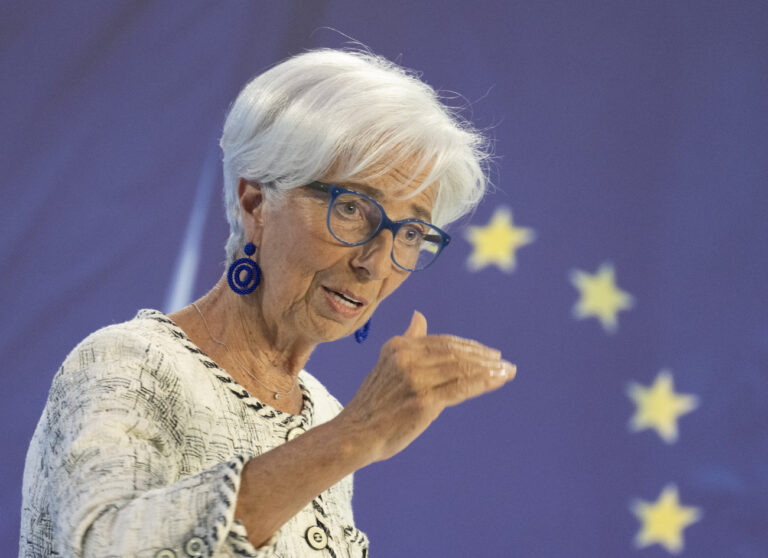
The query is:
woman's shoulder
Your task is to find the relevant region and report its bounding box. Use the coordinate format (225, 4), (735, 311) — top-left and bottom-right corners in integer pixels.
(55, 309), (185, 383)
(43, 309), (206, 436)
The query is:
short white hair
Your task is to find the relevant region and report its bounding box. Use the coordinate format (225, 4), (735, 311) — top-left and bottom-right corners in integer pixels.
(220, 48), (491, 264)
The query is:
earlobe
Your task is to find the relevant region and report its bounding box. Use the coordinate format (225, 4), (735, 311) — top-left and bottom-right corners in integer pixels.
(238, 178), (266, 245)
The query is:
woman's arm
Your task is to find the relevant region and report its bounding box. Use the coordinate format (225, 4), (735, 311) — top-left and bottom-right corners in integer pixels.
(234, 310), (516, 547)
(234, 415), (368, 547)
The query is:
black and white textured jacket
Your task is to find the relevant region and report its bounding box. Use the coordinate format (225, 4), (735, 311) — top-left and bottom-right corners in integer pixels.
(19, 309), (369, 558)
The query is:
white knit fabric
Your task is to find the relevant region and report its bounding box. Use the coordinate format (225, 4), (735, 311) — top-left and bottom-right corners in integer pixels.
(19, 309), (369, 558)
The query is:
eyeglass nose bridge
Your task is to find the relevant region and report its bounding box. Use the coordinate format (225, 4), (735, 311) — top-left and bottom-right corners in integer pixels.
(357, 220), (398, 270)
(344, 209), (402, 269)
(368, 211), (404, 243)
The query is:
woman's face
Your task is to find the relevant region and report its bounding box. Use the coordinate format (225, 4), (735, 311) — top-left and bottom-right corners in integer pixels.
(242, 164), (438, 344)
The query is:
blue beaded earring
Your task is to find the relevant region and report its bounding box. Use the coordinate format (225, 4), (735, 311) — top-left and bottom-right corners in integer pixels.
(354, 319), (371, 344)
(227, 242), (261, 295)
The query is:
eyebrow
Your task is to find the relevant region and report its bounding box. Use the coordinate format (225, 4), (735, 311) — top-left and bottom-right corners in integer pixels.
(345, 181), (433, 222)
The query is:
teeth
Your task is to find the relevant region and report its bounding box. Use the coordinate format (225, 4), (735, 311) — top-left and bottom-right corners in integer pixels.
(331, 291), (360, 308)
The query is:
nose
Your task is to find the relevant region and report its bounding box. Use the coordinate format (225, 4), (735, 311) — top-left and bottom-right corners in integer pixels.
(350, 230), (395, 279)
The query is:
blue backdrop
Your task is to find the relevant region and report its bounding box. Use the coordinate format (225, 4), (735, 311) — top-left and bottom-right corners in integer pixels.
(3, 2), (767, 556)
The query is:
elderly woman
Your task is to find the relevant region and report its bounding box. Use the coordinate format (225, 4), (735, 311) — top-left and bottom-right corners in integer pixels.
(19, 49), (516, 557)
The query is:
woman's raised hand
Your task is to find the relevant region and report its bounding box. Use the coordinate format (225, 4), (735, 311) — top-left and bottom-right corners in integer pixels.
(338, 310), (516, 464)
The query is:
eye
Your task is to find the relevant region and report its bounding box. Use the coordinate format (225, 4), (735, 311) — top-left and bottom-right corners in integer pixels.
(400, 224), (425, 245)
(342, 202), (358, 215)
(332, 197), (364, 221)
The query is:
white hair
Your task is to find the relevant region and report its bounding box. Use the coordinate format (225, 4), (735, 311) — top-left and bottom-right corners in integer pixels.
(220, 48), (491, 264)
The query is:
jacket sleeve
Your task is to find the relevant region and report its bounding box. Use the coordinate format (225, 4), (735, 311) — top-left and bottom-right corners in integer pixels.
(23, 327), (277, 558)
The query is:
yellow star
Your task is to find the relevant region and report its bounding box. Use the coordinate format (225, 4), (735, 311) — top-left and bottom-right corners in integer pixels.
(569, 263), (634, 333)
(465, 207), (535, 272)
(631, 484), (702, 554)
(627, 370), (699, 444)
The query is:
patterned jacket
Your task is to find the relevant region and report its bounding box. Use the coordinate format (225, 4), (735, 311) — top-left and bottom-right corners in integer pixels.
(19, 309), (369, 558)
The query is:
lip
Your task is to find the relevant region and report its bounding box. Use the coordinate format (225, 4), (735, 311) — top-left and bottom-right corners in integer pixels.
(322, 286), (367, 319)
(322, 285), (369, 306)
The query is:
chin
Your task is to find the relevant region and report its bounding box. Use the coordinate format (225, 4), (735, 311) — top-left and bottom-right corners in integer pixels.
(303, 320), (352, 345)
(310, 316), (367, 345)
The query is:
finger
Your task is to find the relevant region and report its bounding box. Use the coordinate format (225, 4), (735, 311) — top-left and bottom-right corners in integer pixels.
(431, 361), (517, 407)
(403, 310), (428, 338)
(392, 344), (503, 372)
(410, 358), (514, 388)
(413, 334), (502, 361)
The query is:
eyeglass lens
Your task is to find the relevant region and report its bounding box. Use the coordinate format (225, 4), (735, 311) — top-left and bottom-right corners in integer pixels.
(329, 192), (442, 270)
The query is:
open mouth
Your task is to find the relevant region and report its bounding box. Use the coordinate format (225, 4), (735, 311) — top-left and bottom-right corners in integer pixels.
(323, 286), (365, 308)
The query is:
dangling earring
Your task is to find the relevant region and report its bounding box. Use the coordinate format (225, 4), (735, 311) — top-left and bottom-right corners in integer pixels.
(227, 242), (261, 295)
(354, 319), (371, 344)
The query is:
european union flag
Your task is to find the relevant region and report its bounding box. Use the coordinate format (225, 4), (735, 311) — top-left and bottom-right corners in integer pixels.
(3, 2), (766, 556)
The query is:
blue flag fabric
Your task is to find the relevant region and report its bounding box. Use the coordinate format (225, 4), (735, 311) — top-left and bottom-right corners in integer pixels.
(2, 2), (767, 556)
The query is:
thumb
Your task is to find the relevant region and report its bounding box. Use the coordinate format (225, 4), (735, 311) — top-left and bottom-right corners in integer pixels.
(403, 310), (428, 338)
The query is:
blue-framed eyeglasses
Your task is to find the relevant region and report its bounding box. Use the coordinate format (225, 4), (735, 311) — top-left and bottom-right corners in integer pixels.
(306, 181), (451, 271)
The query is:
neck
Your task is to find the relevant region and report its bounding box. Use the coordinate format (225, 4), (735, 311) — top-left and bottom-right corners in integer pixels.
(170, 276), (316, 404)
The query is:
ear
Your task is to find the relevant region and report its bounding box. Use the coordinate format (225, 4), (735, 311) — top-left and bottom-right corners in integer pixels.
(238, 178), (266, 247)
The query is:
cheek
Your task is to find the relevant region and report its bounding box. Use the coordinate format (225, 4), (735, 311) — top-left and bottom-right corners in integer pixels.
(258, 214), (340, 290)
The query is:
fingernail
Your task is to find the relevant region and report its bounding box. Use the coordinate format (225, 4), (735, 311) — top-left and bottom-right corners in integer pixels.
(490, 360), (517, 378)
(489, 365), (507, 378)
